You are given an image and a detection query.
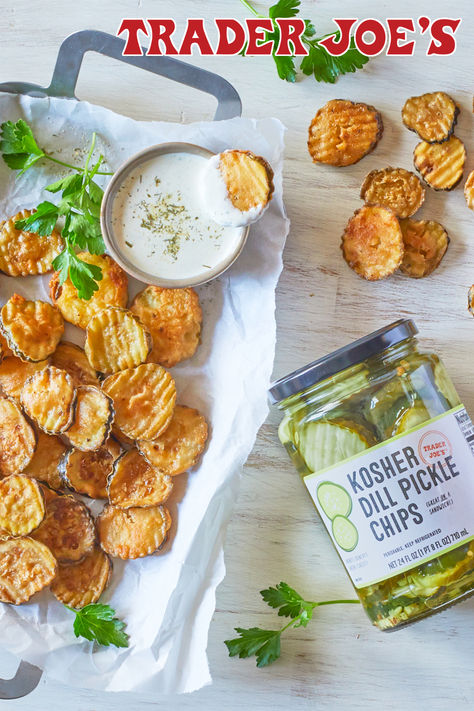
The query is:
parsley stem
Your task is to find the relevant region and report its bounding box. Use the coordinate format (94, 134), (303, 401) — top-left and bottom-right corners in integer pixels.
(44, 154), (113, 176)
(314, 599), (360, 606)
(238, 0), (261, 17)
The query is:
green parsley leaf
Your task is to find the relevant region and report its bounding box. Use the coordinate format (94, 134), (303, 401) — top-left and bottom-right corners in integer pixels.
(52, 248), (102, 300)
(0, 119), (45, 174)
(225, 628), (281, 668)
(66, 213), (105, 255)
(269, 0), (300, 19)
(15, 201), (59, 236)
(46, 174), (82, 195)
(66, 603), (129, 648)
(260, 581), (315, 620)
(301, 34), (369, 84)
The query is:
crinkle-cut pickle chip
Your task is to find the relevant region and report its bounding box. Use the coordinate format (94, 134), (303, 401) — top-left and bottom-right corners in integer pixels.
(105, 436), (123, 461)
(23, 428), (66, 490)
(50, 252), (128, 330)
(59, 446), (114, 499)
(0, 331), (12, 360)
(31, 493), (96, 563)
(131, 286), (202, 369)
(308, 99), (383, 167)
(98, 504), (171, 559)
(0, 475), (45, 536)
(0, 395), (36, 476)
(138, 405), (208, 476)
(102, 363), (176, 441)
(1, 294), (64, 362)
(219, 149), (274, 212)
(21, 366), (77, 434)
(402, 92), (459, 143)
(50, 547), (112, 609)
(51, 342), (99, 387)
(85, 307), (151, 374)
(414, 135), (465, 191)
(0, 209), (63, 277)
(65, 385), (114, 452)
(341, 205), (403, 281)
(0, 537), (57, 604)
(107, 449), (173, 509)
(464, 170), (474, 210)
(399, 218), (449, 278)
(0, 355), (48, 402)
(296, 420), (373, 474)
(360, 167), (425, 219)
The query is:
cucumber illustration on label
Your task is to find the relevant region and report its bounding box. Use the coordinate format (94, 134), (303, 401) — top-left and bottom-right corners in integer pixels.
(317, 482), (352, 519)
(332, 515), (359, 553)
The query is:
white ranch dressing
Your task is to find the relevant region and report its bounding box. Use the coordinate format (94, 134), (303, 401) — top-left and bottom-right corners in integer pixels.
(111, 152), (243, 281)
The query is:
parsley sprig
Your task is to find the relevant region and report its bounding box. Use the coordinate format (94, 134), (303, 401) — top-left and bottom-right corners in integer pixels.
(65, 603), (129, 648)
(225, 582), (359, 667)
(239, 0), (368, 83)
(0, 119), (112, 300)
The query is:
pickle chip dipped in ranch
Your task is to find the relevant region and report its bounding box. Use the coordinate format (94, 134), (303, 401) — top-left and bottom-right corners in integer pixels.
(270, 320), (474, 631)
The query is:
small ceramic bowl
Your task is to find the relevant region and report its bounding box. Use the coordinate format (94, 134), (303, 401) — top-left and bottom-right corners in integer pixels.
(100, 142), (250, 288)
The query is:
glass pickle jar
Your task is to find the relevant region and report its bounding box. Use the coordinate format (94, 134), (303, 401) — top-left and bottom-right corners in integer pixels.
(270, 320), (474, 631)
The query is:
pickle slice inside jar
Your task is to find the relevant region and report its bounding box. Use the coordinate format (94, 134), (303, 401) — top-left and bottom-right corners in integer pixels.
(296, 419), (374, 473)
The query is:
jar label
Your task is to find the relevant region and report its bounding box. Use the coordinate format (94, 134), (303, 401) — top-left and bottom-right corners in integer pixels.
(303, 405), (474, 589)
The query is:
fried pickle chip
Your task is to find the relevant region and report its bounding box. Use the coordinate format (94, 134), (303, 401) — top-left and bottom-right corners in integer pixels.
(138, 405), (208, 476)
(1, 294), (64, 362)
(59, 447), (115, 499)
(468, 286), (474, 316)
(0, 332), (12, 359)
(0, 537), (57, 604)
(0, 475), (45, 536)
(464, 170), (474, 210)
(50, 547), (111, 609)
(85, 307), (151, 374)
(102, 363), (176, 441)
(105, 436), (123, 461)
(0, 209), (63, 277)
(0, 395), (36, 476)
(50, 252), (128, 330)
(51, 342), (99, 387)
(98, 504), (171, 559)
(21, 366), (76, 434)
(131, 286), (202, 368)
(107, 449), (173, 508)
(65, 386), (114, 451)
(341, 205), (403, 281)
(360, 167), (425, 218)
(308, 100), (383, 167)
(413, 136), (465, 190)
(402, 92), (459, 143)
(23, 428), (66, 490)
(31, 493), (96, 563)
(399, 218), (449, 278)
(0, 356), (48, 402)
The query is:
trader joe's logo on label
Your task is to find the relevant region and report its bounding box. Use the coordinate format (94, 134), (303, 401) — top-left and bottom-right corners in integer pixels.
(304, 406), (474, 588)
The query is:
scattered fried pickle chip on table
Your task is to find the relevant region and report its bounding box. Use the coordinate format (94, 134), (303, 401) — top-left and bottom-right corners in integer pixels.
(402, 92), (459, 143)
(0, 537), (57, 604)
(464, 170), (474, 210)
(1, 294), (64, 362)
(50, 547), (112, 609)
(0, 394), (36, 476)
(138, 405), (208, 476)
(468, 286), (474, 317)
(23, 428), (66, 490)
(0, 475), (45, 536)
(360, 167), (425, 218)
(59, 446), (115, 499)
(131, 286), (202, 368)
(341, 205), (404, 281)
(308, 99), (383, 167)
(0, 209), (63, 276)
(85, 307), (151, 374)
(31, 492), (96, 563)
(0, 355), (48, 402)
(413, 136), (465, 190)
(102, 363), (176, 441)
(98, 504), (171, 559)
(21, 365), (76, 434)
(50, 252), (128, 330)
(399, 218), (449, 278)
(107, 449), (173, 509)
(51, 342), (99, 387)
(65, 385), (114, 451)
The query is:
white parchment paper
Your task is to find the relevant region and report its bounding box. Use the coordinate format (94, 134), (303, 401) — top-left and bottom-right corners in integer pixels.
(0, 94), (288, 693)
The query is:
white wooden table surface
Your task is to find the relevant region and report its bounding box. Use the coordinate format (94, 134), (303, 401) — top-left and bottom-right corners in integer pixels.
(0, 1), (473, 708)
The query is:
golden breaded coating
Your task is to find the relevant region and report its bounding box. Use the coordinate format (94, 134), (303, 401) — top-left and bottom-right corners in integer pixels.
(85, 307), (151, 374)
(0, 356), (48, 402)
(65, 386), (114, 452)
(102, 363), (176, 441)
(0, 394), (36, 476)
(1, 294), (64, 362)
(308, 100), (383, 167)
(23, 428), (66, 490)
(21, 365), (77, 434)
(138, 405), (208, 476)
(131, 286), (202, 368)
(218, 150), (274, 212)
(51, 342), (99, 387)
(402, 92), (458, 143)
(0, 475), (45, 536)
(59, 447), (114, 499)
(105, 436), (123, 461)
(31, 492), (96, 563)
(414, 135), (465, 190)
(468, 286), (474, 316)
(400, 218), (449, 278)
(464, 170), (474, 210)
(341, 205), (403, 281)
(0, 537), (57, 604)
(50, 252), (128, 329)
(50, 547), (112, 609)
(0, 209), (63, 276)
(98, 504), (171, 559)
(107, 449), (173, 509)
(360, 167), (425, 218)
(0, 332), (12, 358)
